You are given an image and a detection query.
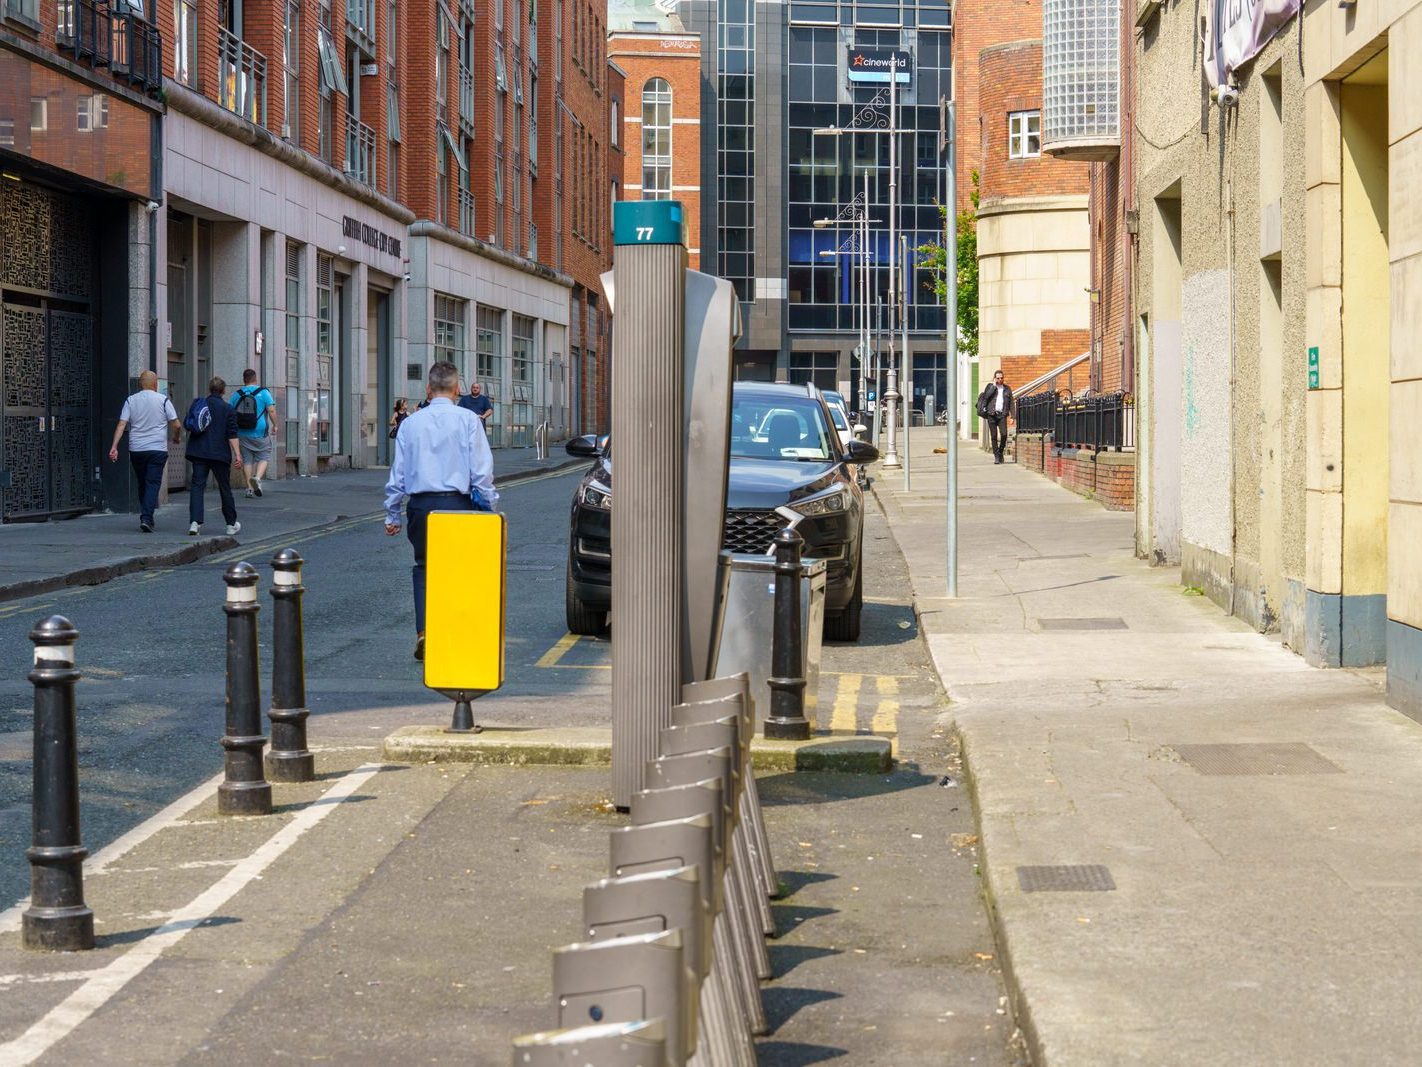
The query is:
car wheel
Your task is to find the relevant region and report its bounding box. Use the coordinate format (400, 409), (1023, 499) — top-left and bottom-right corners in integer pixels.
(824, 560), (863, 643)
(566, 557), (608, 636)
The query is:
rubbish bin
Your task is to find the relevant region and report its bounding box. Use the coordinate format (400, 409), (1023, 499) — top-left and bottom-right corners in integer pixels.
(709, 550), (826, 730)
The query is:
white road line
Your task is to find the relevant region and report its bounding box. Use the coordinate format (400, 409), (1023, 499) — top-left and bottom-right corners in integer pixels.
(0, 763), (382, 1066)
(0, 771), (225, 935)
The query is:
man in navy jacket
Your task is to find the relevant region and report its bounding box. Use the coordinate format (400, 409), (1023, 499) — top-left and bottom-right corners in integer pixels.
(186, 376), (244, 537)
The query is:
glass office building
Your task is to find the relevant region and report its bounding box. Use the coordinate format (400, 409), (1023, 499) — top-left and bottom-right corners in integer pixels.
(684, 0), (952, 417)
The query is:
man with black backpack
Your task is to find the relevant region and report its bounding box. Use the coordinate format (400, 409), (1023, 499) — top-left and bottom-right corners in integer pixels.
(230, 368), (276, 497)
(184, 376), (243, 537)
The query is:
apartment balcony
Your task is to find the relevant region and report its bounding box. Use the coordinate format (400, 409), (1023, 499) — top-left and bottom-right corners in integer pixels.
(345, 113), (376, 188)
(345, 0), (375, 58)
(111, 10), (163, 91)
(459, 65), (475, 139)
(218, 27), (267, 125)
(56, 0), (110, 66)
(458, 188), (476, 238)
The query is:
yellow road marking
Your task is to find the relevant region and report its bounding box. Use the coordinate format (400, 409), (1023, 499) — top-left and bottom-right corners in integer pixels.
(829, 673), (861, 733)
(535, 632), (582, 669)
(871, 674), (899, 753)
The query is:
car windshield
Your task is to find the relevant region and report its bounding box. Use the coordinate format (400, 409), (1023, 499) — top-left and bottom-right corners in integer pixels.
(825, 403), (849, 431)
(730, 395), (835, 461)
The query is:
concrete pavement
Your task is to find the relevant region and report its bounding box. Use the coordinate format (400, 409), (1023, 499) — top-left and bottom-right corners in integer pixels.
(0, 449), (582, 604)
(876, 428), (1422, 1065)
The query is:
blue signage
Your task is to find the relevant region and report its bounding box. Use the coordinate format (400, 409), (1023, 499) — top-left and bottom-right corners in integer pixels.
(613, 201), (686, 247)
(847, 48), (912, 85)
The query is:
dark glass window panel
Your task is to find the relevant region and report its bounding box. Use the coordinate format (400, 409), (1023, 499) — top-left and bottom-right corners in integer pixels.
(724, 124), (750, 152)
(788, 168), (815, 202)
(814, 28), (837, 63)
(789, 64), (814, 101)
(723, 49), (749, 75)
(789, 27), (815, 61)
(724, 201), (749, 228)
(722, 176), (751, 202)
(788, 266), (813, 303)
(814, 67), (839, 102)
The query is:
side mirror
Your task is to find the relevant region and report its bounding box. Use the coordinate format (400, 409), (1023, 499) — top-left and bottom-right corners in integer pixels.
(565, 434), (602, 458)
(844, 439), (879, 464)
(851, 423), (869, 441)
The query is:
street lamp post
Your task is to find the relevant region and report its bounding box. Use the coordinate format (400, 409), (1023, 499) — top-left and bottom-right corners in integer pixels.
(813, 175), (881, 425)
(941, 97), (959, 597)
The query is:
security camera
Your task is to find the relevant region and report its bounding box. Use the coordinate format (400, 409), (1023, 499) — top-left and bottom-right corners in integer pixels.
(144, 200), (159, 213)
(1210, 81), (1240, 107)
(338, 244), (347, 254)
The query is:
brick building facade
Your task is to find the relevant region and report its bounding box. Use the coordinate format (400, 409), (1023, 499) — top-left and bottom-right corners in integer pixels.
(607, 2), (703, 271)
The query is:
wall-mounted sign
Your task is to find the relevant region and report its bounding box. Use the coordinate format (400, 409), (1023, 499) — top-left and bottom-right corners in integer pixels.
(847, 48), (912, 85)
(1205, 0), (1301, 87)
(342, 216), (402, 258)
(1307, 345), (1319, 390)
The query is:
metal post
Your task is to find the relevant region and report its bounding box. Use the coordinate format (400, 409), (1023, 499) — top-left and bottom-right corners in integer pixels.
(267, 548), (314, 782)
(881, 71), (902, 470)
(871, 295), (884, 444)
(24, 616), (94, 952)
(762, 529), (809, 740)
(610, 200), (688, 809)
(220, 561), (272, 816)
(945, 100), (959, 598)
(901, 233), (912, 491)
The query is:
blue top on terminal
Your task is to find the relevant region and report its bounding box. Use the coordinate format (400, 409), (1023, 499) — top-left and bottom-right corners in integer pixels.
(613, 201), (685, 247)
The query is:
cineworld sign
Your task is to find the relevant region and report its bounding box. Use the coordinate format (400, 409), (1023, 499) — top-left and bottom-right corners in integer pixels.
(846, 47), (912, 85)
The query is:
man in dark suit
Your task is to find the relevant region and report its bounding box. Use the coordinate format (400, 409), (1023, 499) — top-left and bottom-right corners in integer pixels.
(977, 370), (1014, 464)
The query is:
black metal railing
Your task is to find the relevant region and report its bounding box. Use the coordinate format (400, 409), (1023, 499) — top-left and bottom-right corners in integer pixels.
(59, 0), (111, 66)
(1052, 392), (1136, 452)
(111, 10), (163, 91)
(1014, 391), (1058, 435)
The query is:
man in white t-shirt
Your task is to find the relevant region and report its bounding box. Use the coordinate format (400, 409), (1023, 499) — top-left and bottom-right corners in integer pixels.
(108, 370), (180, 532)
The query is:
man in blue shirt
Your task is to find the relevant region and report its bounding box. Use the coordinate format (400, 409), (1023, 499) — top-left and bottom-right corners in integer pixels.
(384, 360), (499, 660)
(230, 368), (277, 497)
(458, 381), (495, 439)
(186, 376), (244, 537)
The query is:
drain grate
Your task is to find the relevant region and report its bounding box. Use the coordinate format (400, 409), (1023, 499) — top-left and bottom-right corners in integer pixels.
(1172, 742), (1342, 776)
(1036, 617), (1128, 631)
(1017, 865), (1116, 893)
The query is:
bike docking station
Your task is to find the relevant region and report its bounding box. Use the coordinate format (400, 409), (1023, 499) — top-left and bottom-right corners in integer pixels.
(422, 510), (508, 733)
(511, 200), (798, 1063)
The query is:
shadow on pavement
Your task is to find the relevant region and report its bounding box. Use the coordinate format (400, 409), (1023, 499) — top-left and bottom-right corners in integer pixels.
(825, 601), (918, 646)
(755, 1041), (850, 1065)
(757, 769), (937, 806)
(768, 943), (842, 978)
(770, 902), (838, 933)
(762, 986), (844, 1031)
(775, 869), (837, 896)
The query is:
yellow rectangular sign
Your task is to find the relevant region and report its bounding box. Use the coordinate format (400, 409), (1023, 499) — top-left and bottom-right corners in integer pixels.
(423, 511), (506, 693)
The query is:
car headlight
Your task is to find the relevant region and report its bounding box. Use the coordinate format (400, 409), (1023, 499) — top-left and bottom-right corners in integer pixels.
(580, 481), (612, 510)
(790, 486), (847, 518)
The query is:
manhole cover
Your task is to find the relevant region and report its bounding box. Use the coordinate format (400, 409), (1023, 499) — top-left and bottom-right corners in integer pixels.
(1036, 617), (1128, 630)
(1017, 865), (1116, 892)
(1171, 742), (1342, 776)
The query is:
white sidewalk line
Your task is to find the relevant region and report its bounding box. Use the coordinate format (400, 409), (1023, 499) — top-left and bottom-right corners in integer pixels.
(0, 763), (383, 1066)
(0, 770), (225, 936)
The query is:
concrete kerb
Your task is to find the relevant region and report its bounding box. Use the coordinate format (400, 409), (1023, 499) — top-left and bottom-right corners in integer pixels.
(0, 458), (587, 605)
(381, 725), (892, 774)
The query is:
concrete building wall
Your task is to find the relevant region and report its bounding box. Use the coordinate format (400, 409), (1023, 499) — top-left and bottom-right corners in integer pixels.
(1134, 0), (1308, 640)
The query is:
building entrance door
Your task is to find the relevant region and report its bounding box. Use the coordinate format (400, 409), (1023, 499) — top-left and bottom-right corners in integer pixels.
(0, 179), (98, 522)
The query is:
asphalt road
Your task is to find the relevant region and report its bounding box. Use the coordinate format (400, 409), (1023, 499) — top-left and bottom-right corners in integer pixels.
(0, 467), (605, 911)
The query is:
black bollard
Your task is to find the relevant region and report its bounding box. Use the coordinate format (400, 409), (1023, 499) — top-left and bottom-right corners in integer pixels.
(220, 562), (273, 815)
(763, 528), (810, 740)
(267, 549), (315, 782)
(24, 616), (94, 952)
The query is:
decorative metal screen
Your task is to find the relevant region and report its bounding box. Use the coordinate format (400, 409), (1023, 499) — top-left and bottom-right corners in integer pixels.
(1042, 0), (1120, 160)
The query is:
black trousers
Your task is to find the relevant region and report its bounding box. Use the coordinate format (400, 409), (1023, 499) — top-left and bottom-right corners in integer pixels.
(188, 457), (237, 526)
(128, 450), (168, 525)
(985, 415), (1008, 459)
(406, 491), (474, 633)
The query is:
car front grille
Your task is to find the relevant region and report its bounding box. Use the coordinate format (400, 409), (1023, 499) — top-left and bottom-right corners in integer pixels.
(721, 509), (788, 555)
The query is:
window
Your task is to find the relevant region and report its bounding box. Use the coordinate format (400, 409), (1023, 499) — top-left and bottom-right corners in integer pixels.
(610, 97), (619, 147)
(476, 306), (503, 380)
(315, 254), (335, 456)
(437, 137), (449, 225)
(317, 27), (347, 94)
(30, 97), (47, 131)
(387, 81), (400, 141)
(76, 94), (108, 131)
(435, 5), (449, 124)
(512, 314), (535, 382)
(173, 0), (197, 84)
(1009, 110), (1041, 158)
(640, 77), (671, 200)
(434, 294), (467, 377)
(495, 45), (508, 91)
(285, 240), (303, 354)
(283, 0), (300, 140)
(5, 0), (39, 28)
(0, 120), (13, 146)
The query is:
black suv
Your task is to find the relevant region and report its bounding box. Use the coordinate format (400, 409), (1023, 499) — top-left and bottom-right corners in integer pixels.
(565, 381), (879, 641)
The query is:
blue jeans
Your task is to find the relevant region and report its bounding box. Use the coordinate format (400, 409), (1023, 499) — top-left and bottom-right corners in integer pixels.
(406, 492), (475, 633)
(128, 450), (167, 526)
(188, 458), (237, 526)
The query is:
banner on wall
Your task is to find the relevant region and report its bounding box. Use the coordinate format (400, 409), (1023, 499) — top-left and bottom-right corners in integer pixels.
(846, 48), (913, 86)
(1204, 0), (1301, 87)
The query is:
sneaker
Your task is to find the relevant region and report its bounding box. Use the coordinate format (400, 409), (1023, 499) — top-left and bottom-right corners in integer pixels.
(226, 522), (242, 537)
(252, 478), (263, 497)
(188, 521), (200, 536)
(414, 634), (425, 661)
(139, 521), (153, 533)
(244, 488), (255, 498)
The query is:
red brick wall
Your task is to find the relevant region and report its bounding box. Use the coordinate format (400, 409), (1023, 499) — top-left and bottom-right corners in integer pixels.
(1000, 327), (1091, 396)
(1017, 440), (1135, 511)
(977, 41), (1087, 207)
(951, 0), (1041, 214)
(608, 34), (703, 270)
